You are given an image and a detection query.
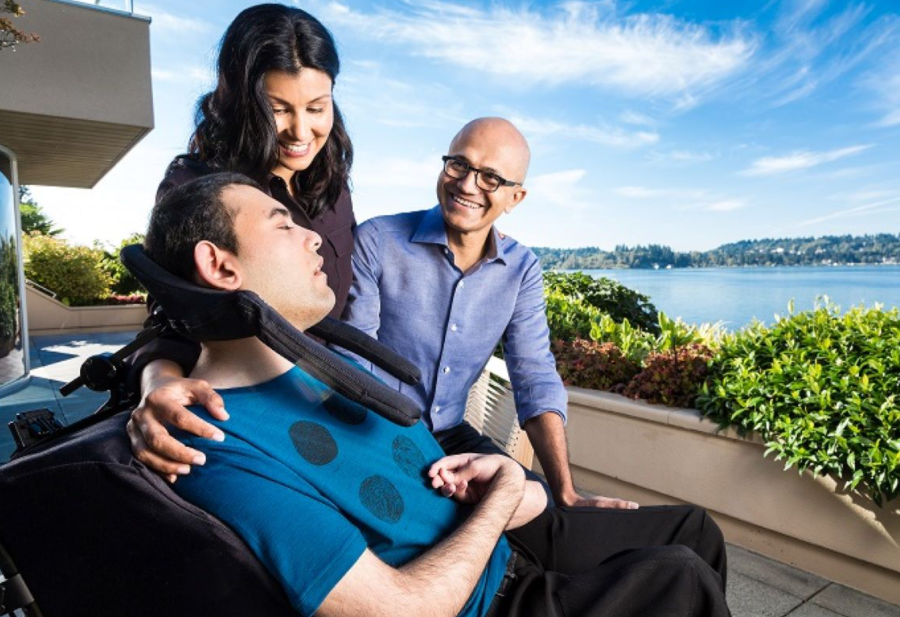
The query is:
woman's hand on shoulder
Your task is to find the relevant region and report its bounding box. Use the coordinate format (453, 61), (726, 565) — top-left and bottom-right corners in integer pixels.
(126, 360), (228, 483)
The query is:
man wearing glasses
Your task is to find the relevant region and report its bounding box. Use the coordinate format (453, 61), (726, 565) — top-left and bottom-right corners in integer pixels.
(341, 117), (636, 510)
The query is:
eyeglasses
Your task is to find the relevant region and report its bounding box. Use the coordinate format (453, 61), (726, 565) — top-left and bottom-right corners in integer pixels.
(441, 156), (522, 193)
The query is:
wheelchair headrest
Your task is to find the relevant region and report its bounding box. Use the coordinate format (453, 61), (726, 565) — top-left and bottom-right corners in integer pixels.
(120, 244), (421, 427)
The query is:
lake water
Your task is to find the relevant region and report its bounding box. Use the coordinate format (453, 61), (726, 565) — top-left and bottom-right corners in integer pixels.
(580, 265), (900, 330)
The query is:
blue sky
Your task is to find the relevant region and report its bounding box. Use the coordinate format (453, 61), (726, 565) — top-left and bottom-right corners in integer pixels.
(32, 0), (900, 251)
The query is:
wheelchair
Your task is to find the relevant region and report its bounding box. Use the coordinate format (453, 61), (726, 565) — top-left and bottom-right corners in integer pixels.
(0, 246), (422, 617)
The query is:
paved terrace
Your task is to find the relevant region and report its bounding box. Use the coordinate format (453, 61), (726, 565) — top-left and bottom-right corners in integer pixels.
(1, 332), (898, 617)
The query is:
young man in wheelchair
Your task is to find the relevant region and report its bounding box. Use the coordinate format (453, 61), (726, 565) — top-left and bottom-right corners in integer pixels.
(145, 172), (731, 617)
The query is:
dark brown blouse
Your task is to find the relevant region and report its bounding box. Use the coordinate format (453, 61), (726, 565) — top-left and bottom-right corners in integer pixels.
(126, 155), (356, 390)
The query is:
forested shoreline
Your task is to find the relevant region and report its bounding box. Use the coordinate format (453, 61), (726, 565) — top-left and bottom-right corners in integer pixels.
(534, 233), (900, 270)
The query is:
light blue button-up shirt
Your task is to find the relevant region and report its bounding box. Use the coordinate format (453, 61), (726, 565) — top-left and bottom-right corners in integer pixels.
(341, 206), (567, 432)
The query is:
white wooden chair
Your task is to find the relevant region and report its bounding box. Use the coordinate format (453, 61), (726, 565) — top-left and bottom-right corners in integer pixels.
(463, 356), (534, 469)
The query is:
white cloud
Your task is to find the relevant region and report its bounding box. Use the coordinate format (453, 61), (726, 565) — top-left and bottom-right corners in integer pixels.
(317, 0), (755, 105)
(865, 61), (900, 127)
(619, 110), (656, 126)
(727, 3), (900, 110)
(137, 4), (211, 34)
(151, 65), (212, 84)
(706, 199), (746, 212)
(613, 185), (744, 213)
(508, 113), (659, 149)
(648, 149), (716, 164)
(614, 186), (672, 198)
(528, 169), (593, 210)
(799, 196), (900, 227)
(740, 145), (872, 177)
(352, 156), (439, 190)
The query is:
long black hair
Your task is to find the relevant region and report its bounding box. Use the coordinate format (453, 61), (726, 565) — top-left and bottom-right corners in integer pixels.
(190, 3), (352, 219)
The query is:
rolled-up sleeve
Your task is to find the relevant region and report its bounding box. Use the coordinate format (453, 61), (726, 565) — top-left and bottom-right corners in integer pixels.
(502, 256), (568, 426)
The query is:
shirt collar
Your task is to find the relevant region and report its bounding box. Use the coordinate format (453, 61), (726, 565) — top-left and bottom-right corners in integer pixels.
(411, 205), (508, 266)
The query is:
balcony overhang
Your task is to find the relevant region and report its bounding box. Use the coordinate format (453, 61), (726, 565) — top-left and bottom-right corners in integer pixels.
(0, 0), (153, 188)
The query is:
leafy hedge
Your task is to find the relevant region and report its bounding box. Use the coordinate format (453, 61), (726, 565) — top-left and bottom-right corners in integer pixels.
(1, 236), (18, 349)
(545, 271), (660, 334)
(696, 303), (900, 505)
(553, 339), (639, 392)
(100, 233), (146, 295)
(546, 279), (899, 505)
(624, 343), (713, 407)
(23, 232), (112, 306)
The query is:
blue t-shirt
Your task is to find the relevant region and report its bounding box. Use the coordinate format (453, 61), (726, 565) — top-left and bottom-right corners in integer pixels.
(172, 366), (511, 616)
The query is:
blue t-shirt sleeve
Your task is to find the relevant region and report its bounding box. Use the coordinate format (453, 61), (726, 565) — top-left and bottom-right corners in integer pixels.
(173, 440), (367, 615)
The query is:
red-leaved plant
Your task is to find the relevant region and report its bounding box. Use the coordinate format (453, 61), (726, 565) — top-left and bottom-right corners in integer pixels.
(623, 343), (713, 408)
(552, 339), (640, 392)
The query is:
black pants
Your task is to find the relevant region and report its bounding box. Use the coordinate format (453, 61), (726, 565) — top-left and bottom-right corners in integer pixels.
(433, 421), (554, 504)
(495, 505), (730, 617)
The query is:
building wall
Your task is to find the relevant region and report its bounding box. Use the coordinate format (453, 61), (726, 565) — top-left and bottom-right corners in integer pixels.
(0, 0), (152, 127)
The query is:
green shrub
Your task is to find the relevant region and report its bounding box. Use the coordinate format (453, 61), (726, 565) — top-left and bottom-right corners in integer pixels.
(696, 302), (900, 505)
(544, 271), (660, 334)
(0, 279), (16, 347)
(588, 313), (657, 365)
(624, 343), (713, 408)
(100, 233), (146, 295)
(545, 290), (601, 341)
(552, 339), (640, 392)
(23, 232), (112, 306)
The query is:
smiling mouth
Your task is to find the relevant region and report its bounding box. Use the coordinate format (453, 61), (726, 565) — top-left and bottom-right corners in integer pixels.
(281, 142), (311, 156)
(451, 194), (484, 210)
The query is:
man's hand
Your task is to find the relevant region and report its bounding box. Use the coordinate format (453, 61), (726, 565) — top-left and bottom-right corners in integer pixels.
(562, 493), (640, 509)
(126, 360), (228, 483)
(428, 453), (525, 505)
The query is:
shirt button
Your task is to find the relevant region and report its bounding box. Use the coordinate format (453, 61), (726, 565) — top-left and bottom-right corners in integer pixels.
(443, 366), (451, 374)
(450, 323), (458, 332)
(458, 281), (465, 288)
(433, 405), (441, 413)
(443, 248), (449, 254)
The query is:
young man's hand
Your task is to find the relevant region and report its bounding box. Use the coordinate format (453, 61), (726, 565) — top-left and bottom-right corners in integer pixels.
(428, 453), (525, 505)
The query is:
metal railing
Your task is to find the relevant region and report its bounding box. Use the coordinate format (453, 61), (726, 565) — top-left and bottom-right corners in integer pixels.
(25, 279), (57, 300)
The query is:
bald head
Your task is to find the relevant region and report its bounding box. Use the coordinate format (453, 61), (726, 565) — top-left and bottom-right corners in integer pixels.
(449, 117), (531, 182)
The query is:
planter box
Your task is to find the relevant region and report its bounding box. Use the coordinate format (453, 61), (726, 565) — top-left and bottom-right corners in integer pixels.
(25, 286), (146, 336)
(553, 387), (900, 605)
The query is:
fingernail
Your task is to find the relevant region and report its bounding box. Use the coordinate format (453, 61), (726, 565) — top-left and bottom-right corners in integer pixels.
(193, 453), (206, 466)
(220, 409), (230, 420)
(177, 465), (190, 475)
(212, 431), (225, 442)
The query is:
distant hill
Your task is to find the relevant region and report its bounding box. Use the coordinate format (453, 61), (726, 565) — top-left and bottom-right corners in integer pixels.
(533, 234), (900, 270)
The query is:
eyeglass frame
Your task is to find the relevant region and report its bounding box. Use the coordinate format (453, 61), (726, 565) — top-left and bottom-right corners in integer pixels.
(441, 156), (522, 193)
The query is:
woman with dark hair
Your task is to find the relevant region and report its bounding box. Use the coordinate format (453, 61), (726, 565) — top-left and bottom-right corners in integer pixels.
(127, 4), (356, 474)
(160, 2), (354, 315)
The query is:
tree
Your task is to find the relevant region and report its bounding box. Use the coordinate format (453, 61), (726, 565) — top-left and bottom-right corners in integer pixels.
(1, 0), (40, 51)
(18, 187), (63, 236)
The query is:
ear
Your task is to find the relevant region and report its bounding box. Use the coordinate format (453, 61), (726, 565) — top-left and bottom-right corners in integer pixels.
(504, 187), (527, 214)
(193, 241), (242, 291)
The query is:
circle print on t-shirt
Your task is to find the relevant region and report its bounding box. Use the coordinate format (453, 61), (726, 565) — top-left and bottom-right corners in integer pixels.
(359, 475), (404, 523)
(322, 393), (368, 425)
(289, 421), (338, 466)
(392, 435), (426, 480)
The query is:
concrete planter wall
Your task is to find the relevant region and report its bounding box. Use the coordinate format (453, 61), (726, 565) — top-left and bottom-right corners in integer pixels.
(25, 286), (145, 336)
(556, 387), (900, 605)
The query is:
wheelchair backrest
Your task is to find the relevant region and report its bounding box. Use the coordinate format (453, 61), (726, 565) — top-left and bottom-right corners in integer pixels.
(0, 412), (297, 617)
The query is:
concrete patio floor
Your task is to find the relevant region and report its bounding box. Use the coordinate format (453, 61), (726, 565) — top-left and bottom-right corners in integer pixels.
(1, 331), (898, 617)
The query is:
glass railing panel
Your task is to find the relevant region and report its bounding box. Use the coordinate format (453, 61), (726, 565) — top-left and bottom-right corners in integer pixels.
(0, 150), (27, 390)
